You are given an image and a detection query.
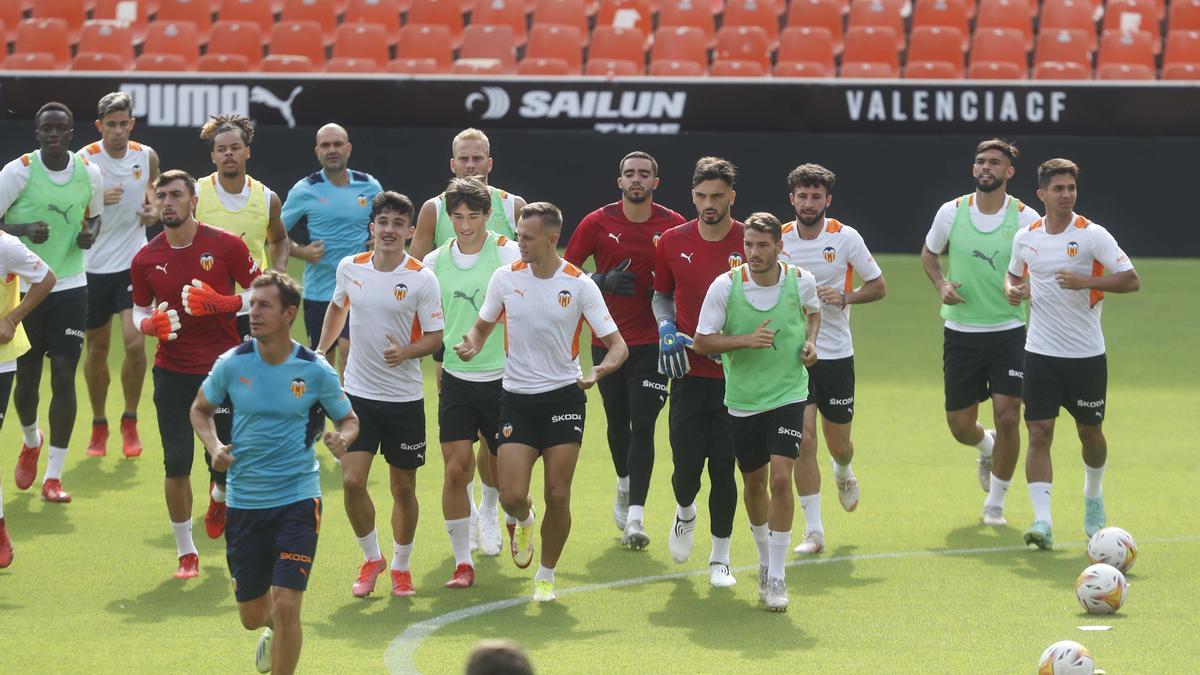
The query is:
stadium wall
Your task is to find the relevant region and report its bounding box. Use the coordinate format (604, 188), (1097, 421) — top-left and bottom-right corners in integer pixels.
(1, 74), (1197, 257)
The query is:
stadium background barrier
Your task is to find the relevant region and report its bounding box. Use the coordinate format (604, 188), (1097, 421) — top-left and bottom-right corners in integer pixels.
(1, 74), (1196, 257)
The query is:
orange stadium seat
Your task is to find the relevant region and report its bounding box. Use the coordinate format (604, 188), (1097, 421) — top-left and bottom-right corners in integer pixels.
(208, 21), (264, 67)
(281, 0), (341, 45)
(840, 60), (896, 77)
(93, 0), (153, 43)
(1035, 28), (1092, 68)
(1040, 0), (1097, 51)
(912, 0), (969, 49)
(396, 24), (455, 68)
(905, 60), (964, 77)
(517, 56), (573, 73)
(0, 4), (21, 47)
(157, 0), (216, 44)
(590, 25), (647, 63)
(533, 0), (591, 45)
(648, 58), (707, 75)
(842, 25), (900, 74)
(975, 0), (1033, 52)
(261, 54), (318, 71)
(451, 59), (508, 73)
(1170, 0), (1200, 32)
(526, 24), (584, 72)
(386, 57), (447, 73)
(723, 0), (780, 48)
(787, 0), (845, 54)
(1095, 62), (1155, 78)
(472, 0), (529, 47)
(218, 0), (275, 34)
(345, 0), (405, 46)
(30, 0), (88, 43)
(778, 26), (836, 72)
(3, 52), (61, 70)
(143, 21), (202, 68)
(408, 0), (466, 48)
(659, 0), (717, 48)
(596, 0), (654, 35)
(651, 25), (710, 68)
(333, 22), (390, 63)
(967, 60), (1025, 78)
(585, 57), (643, 74)
(270, 21), (327, 66)
(459, 24), (518, 72)
(716, 25), (771, 70)
(1162, 61), (1200, 77)
(197, 52), (251, 70)
(710, 59), (768, 76)
(1102, 0), (1162, 53)
(1098, 28), (1155, 67)
(1165, 30), (1200, 66)
(908, 26), (965, 76)
(14, 19), (72, 69)
(775, 60), (834, 76)
(970, 27), (1027, 73)
(1032, 60), (1092, 78)
(847, 0), (906, 50)
(79, 20), (135, 60)
(134, 53), (193, 71)
(326, 56), (383, 71)
(71, 52), (130, 70)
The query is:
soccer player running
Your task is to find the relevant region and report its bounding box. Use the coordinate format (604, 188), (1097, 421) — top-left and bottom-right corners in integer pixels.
(1004, 159), (1139, 550)
(455, 202), (627, 602)
(0, 101), (103, 504)
(191, 271), (359, 675)
(694, 212), (821, 612)
(131, 170), (261, 578)
(318, 192), (443, 598)
(196, 114), (289, 338)
(80, 92), (160, 459)
(281, 123), (381, 372)
(564, 151), (685, 549)
(0, 235), (56, 568)
(423, 178), (520, 586)
(779, 164), (885, 554)
(921, 139), (1041, 526)
(653, 157), (746, 587)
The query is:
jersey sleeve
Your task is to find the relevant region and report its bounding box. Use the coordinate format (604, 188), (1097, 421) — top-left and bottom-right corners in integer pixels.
(130, 251), (154, 307)
(331, 257), (350, 308)
(1017, 203), (1043, 228)
(227, 234), (262, 288)
(562, 213), (595, 266)
(579, 275), (618, 338)
(497, 240), (521, 265)
(924, 202), (955, 253)
(478, 267), (506, 323)
(796, 268), (822, 315)
(695, 274), (732, 335)
(1007, 229), (1028, 277)
(280, 180), (309, 231)
(653, 231), (676, 294)
(200, 350), (233, 405)
(0, 158), (30, 218)
(84, 161), (104, 218)
(416, 269), (445, 332)
(421, 249), (440, 269)
(846, 229), (882, 282)
(316, 357), (352, 420)
(1091, 226), (1135, 273)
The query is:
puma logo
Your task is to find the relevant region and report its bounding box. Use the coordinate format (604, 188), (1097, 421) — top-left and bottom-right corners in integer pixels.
(513, 288), (527, 299)
(350, 278), (364, 289)
(607, 232), (622, 244)
(453, 288), (481, 311)
(239, 376), (253, 388)
(249, 85), (303, 129)
(972, 249), (999, 269)
(46, 203), (74, 224)
(680, 252), (694, 263)
(154, 263), (169, 274)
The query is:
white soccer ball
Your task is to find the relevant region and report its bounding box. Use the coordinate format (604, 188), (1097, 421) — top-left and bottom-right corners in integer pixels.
(1039, 640), (1096, 674)
(1087, 527), (1138, 573)
(1075, 563), (1128, 614)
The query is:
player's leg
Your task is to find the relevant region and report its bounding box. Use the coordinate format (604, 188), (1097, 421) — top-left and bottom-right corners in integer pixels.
(0, 370), (17, 568)
(667, 376), (705, 563)
(382, 398), (426, 597)
(440, 438), (477, 586)
(39, 287), (87, 500)
(817, 358), (859, 512)
(205, 393), (233, 538)
(268, 587), (305, 675)
(153, 368), (200, 575)
(1067, 354), (1108, 536)
(622, 345), (668, 548)
(12, 332), (47, 491)
(496, 441), (538, 572)
(340, 396), (384, 596)
(535, 442), (582, 601)
(117, 307), (146, 457)
(270, 498), (320, 674)
(705, 378), (739, 587)
(469, 377), (504, 557)
(593, 344), (633, 531)
(793, 402), (824, 554)
(735, 412), (771, 601)
(228, 505), (276, 673)
(943, 329), (996, 492)
(83, 312), (114, 457)
(1022, 352), (1060, 549)
(764, 404), (802, 609)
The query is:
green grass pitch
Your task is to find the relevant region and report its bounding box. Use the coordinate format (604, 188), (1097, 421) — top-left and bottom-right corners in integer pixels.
(1, 254), (1196, 673)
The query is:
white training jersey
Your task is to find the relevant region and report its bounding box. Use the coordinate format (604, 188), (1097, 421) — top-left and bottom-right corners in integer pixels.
(1008, 214), (1134, 359)
(333, 252), (444, 402)
(779, 218), (881, 359)
(78, 141), (153, 274)
(0, 232), (51, 373)
(926, 194), (1042, 332)
(479, 258), (618, 395)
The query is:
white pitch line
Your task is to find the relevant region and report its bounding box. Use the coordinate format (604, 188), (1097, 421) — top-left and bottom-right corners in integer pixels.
(384, 534), (1200, 674)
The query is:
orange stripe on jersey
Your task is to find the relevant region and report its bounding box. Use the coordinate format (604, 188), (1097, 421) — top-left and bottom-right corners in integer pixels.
(403, 256), (424, 271)
(1073, 216), (1091, 229)
(85, 143), (102, 155)
(19, 154), (30, 167)
(312, 498), (322, 534)
(1029, 218), (1044, 231)
(562, 262), (584, 278)
(1015, 199), (1026, 212)
(844, 264), (854, 292)
(825, 218), (843, 234)
(571, 317), (585, 360)
(511, 261), (528, 271)
(352, 251), (372, 264)
(781, 222), (795, 234)
(496, 235), (508, 246)
(739, 267), (749, 282)
(1090, 260), (1105, 308)
(129, 141), (142, 151)
(410, 316), (422, 343)
(500, 310), (508, 355)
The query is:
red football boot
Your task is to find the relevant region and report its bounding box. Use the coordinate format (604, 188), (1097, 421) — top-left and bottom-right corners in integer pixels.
(14, 431), (43, 490)
(174, 552), (199, 579)
(120, 417), (142, 458)
(0, 518), (13, 569)
(86, 422), (108, 457)
(41, 478), (72, 503)
(204, 483), (227, 538)
(444, 563), (476, 589)
(351, 558), (387, 597)
(391, 569), (415, 596)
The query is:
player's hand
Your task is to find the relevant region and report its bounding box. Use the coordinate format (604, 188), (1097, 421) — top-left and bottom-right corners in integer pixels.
(103, 185), (124, 205)
(300, 240), (325, 264)
(137, 202), (159, 226)
(139, 301), (181, 341)
(577, 365), (605, 390)
(181, 279), (243, 316)
(801, 341), (818, 367)
(1005, 281), (1029, 306)
(816, 285), (845, 307)
(939, 280), (965, 305)
(210, 444), (234, 471)
(383, 334), (405, 366)
(76, 223), (98, 250)
(657, 320), (692, 379)
(1054, 269), (1088, 290)
(0, 315), (15, 345)
(453, 334), (477, 362)
(593, 259), (636, 296)
(323, 430), (348, 459)
(21, 221), (50, 244)
(744, 319), (776, 350)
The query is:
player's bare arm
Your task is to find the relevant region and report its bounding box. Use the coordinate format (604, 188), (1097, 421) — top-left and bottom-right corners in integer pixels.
(819, 274), (886, 308)
(921, 244), (964, 305)
(76, 214), (101, 249)
(579, 330), (628, 390)
(694, 319), (778, 355)
(1004, 272), (1030, 306)
(409, 198), (439, 260)
(322, 410), (360, 459)
(190, 389), (233, 471)
(266, 192), (288, 272)
(454, 316), (497, 362)
(139, 148), (161, 225)
(383, 329), (443, 367)
(0, 218), (51, 243)
(0, 268), (55, 344)
(315, 300), (349, 354)
(801, 311), (821, 367)
(1056, 268), (1140, 293)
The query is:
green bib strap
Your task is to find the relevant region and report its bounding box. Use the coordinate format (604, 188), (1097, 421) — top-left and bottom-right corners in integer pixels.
(434, 187), (515, 249)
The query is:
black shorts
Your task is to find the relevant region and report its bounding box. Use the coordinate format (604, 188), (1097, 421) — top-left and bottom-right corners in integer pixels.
(0, 370), (14, 428)
(153, 367), (232, 479)
(730, 402), (805, 472)
(236, 314), (251, 343)
(943, 326), (1025, 411)
(438, 371), (501, 452)
(807, 356), (855, 424)
(1022, 352), (1107, 426)
(19, 286), (87, 361)
(85, 270), (134, 330)
(497, 384), (587, 453)
(226, 497), (322, 602)
(668, 375), (735, 463)
(593, 342), (669, 417)
(347, 394), (427, 470)
(302, 299), (349, 349)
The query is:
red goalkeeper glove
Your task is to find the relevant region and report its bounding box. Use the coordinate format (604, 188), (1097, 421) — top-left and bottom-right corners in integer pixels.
(140, 302), (180, 341)
(181, 279), (243, 316)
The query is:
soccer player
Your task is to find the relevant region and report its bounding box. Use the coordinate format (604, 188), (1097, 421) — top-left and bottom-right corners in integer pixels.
(131, 169), (261, 578)
(564, 151), (686, 549)
(0, 235), (56, 568)
(455, 202), (627, 602)
(652, 157), (746, 587)
(318, 192), (443, 598)
(191, 271), (358, 675)
(921, 139), (1041, 526)
(0, 101), (103, 504)
(195, 114), (288, 338)
(1004, 159), (1139, 549)
(281, 123), (381, 371)
(423, 178), (520, 585)
(694, 212), (821, 612)
(80, 92), (160, 459)
(779, 164), (885, 554)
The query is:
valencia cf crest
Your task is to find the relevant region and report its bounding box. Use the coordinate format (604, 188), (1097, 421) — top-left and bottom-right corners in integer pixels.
(502, 423), (513, 438)
(823, 246), (836, 263)
(394, 283), (408, 301)
(200, 253), (214, 271)
(358, 195), (368, 208)
(652, 232), (662, 247)
(132, 164), (143, 180)
(558, 290), (572, 307)
(290, 378), (307, 398)
(728, 252), (743, 268)
(1067, 241), (1079, 257)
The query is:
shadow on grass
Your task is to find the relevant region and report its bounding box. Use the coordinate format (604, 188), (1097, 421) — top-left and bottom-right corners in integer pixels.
(2, 494), (75, 537)
(940, 524), (1090, 586)
(793, 545), (886, 597)
(105, 565), (231, 623)
(71, 454), (139, 496)
(579, 542), (671, 585)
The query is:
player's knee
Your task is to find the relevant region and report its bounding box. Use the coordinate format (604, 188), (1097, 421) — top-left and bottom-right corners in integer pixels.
(342, 471), (369, 494)
(498, 489), (525, 514)
(993, 407), (1020, 432)
(1027, 423), (1054, 450)
(271, 594), (302, 624)
(769, 471), (792, 498)
(443, 459), (472, 490)
(1076, 424), (1105, 448)
(544, 480), (571, 508)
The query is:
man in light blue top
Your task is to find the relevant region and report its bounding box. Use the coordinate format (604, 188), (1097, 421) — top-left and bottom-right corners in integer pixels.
(191, 270), (358, 675)
(281, 123), (381, 372)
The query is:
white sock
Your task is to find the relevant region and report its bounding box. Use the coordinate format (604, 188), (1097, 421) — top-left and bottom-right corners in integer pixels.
(172, 519), (197, 557)
(677, 502), (697, 521)
(356, 529), (381, 562)
(43, 446), (68, 482)
(392, 541), (413, 571)
(616, 475), (630, 492)
(446, 517), (473, 566)
(21, 422), (39, 448)
(709, 535), (731, 565)
(1028, 482), (1053, 525)
(984, 475), (1011, 510)
(750, 522), (769, 566)
(975, 429), (995, 458)
(768, 530), (791, 581)
(480, 484), (499, 515)
(1083, 464), (1105, 499)
(799, 493), (823, 534)
(628, 504), (645, 523)
(505, 513), (518, 525)
(831, 458), (853, 481)
(535, 564), (555, 583)
(0, 481), (5, 519)
(210, 483), (226, 503)
(466, 481), (478, 518)
(518, 509), (534, 528)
